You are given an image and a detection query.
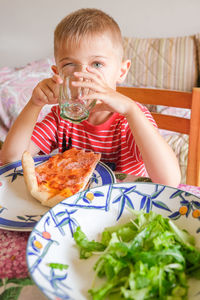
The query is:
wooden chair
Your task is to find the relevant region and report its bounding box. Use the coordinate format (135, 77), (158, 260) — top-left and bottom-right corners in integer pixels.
(117, 86), (200, 186)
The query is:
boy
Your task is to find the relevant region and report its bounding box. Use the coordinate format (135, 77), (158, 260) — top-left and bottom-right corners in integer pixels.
(1, 8), (181, 186)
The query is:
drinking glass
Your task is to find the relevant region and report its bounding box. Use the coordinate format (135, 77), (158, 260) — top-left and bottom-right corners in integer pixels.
(59, 67), (96, 123)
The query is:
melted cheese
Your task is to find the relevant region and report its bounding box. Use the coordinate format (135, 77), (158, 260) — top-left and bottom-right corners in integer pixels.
(35, 148), (99, 197)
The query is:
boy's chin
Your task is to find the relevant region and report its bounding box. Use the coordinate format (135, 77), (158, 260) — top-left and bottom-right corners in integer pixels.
(90, 102), (107, 113)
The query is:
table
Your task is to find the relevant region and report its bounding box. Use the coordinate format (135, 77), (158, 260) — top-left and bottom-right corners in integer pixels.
(0, 173), (200, 300)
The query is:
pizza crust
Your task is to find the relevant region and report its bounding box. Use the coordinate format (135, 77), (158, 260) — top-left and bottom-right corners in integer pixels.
(22, 151), (50, 206)
(21, 149), (101, 207)
(21, 151), (38, 194)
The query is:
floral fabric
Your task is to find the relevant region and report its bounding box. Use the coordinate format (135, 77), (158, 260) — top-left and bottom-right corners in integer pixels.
(0, 57), (55, 141)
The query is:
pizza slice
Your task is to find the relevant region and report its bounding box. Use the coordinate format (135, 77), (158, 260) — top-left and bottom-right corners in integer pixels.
(22, 148), (101, 207)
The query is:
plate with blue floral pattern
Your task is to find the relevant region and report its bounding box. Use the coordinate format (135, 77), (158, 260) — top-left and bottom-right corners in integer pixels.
(26, 182), (200, 300)
(0, 155), (116, 231)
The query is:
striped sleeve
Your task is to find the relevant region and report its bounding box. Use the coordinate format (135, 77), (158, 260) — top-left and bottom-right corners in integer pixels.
(117, 103), (157, 175)
(31, 106), (59, 154)
(125, 102), (157, 158)
(136, 102), (158, 127)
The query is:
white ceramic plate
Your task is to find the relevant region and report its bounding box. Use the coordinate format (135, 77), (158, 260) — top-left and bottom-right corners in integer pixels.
(0, 156), (116, 231)
(26, 182), (200, 299)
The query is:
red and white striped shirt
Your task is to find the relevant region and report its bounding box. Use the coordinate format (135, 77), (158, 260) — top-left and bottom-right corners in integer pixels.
(31, 104), (157, 176)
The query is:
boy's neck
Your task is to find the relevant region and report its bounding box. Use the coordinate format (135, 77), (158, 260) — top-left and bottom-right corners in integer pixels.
(87, 111), (113, 125)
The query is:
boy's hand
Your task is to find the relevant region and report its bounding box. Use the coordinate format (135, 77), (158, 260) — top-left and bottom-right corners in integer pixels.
(30, 75), (63, 107)
(73, 67), (133, 116)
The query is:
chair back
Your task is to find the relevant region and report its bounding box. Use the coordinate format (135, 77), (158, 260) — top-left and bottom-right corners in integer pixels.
(117, 86), (200, 186)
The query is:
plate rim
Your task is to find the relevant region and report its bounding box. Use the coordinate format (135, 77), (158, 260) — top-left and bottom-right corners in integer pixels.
(0, 156), (116, 231)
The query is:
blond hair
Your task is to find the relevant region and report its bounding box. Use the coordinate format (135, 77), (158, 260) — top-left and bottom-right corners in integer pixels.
(54, 8), (123, 58)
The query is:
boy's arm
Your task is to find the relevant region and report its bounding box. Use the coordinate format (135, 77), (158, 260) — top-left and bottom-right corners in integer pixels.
(1, 74), (62, 164)
(94, 91), (181, 187)
(124, 102), (181, 187)
(74, 69), (181, 187)
(1, 101), (43, 163)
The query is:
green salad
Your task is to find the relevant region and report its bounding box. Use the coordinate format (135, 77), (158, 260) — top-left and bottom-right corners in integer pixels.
(73, 210), (200, 300)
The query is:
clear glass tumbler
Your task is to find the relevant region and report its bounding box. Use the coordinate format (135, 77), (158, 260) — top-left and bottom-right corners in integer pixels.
(59, 67), (96, 123)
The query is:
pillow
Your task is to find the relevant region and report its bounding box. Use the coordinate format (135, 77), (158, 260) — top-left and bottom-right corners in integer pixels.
(0, 57), (55, 141)
(123, 35), (198, 91)
(195, 33), (200, 84)
(161, 133), (189, 184)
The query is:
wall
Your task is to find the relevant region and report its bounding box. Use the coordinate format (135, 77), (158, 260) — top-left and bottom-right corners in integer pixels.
(0, 0), (200, 68)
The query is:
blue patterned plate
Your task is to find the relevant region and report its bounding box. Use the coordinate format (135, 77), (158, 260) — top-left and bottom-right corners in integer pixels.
(0, 155), (116, 231)
(26, 182), (200, 299)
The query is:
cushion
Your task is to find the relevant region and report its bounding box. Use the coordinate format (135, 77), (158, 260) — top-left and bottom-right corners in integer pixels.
(0, 57), (55, 141)
(123, 35), (198, 91)
(161, 133), (189, 184)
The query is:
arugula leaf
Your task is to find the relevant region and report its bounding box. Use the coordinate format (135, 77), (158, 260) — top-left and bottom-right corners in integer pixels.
(169, 219), (195, 247)
(74, 210), (200, 299)
(73, 226), (106, 258)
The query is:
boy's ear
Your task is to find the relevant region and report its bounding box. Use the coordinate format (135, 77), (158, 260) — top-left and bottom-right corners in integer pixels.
(51, 65), (59, 75)
(117, 59), (131, 84)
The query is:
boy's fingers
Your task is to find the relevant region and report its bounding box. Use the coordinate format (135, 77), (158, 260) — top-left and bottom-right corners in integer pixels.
(42, 87), (55, 100)
(42, 77), (61, 99)
(34, 88), (49, 104)
(73, 71), (94, 80)
(74, 70), (103, 86)
(72, 80), (104, 93)
(74, 68), (108, 90)
(45, 81), (59, 99)
(52, 74), (63, 84)
(86, 66), (106, 81)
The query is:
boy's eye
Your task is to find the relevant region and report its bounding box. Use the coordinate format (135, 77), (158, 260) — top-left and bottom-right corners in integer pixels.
(63, 63), (76, 68)
(92, 62), (103, 69)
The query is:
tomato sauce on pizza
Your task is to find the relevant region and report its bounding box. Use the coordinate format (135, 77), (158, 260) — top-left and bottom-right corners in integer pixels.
(35, 148), (100, 197)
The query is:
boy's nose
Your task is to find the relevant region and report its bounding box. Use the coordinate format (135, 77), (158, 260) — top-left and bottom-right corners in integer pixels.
(76, 64), (87, 72)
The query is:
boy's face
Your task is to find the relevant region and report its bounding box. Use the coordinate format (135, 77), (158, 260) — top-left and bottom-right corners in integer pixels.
(54, 33), (130, 89)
